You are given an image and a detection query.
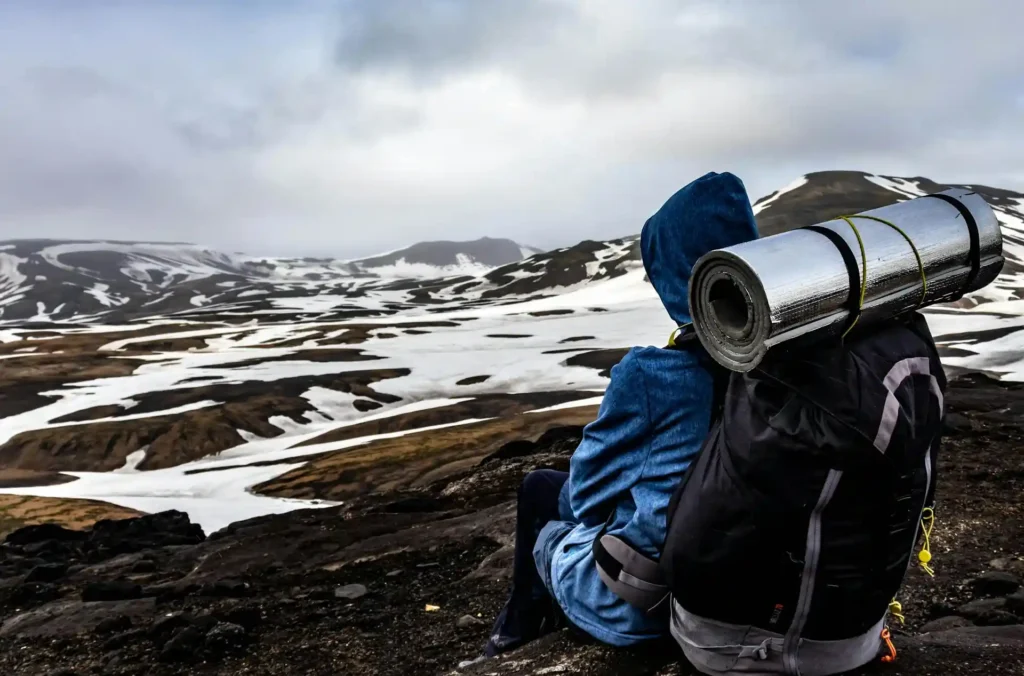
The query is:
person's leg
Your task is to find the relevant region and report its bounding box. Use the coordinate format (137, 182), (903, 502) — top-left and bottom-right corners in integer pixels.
(483, 469), (570, 657)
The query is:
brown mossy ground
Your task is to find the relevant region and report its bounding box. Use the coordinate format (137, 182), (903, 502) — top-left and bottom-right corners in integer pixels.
(0, 495), (142, 540)
(0, 375), (1020, 675)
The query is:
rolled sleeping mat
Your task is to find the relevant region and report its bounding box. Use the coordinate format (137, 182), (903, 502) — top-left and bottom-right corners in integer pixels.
(689, 188), (1004, 372)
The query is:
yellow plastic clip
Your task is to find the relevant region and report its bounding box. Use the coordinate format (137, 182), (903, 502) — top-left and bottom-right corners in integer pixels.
(888, 599), (905, 626)
(918, 507), (936, 577)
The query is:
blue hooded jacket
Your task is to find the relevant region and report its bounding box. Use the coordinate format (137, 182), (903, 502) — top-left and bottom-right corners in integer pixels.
(534, 172), (760, 646)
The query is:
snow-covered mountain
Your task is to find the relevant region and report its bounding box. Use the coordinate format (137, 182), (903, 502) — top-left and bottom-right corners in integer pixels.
(0, 237), (539, 322)
(1, 170), (1022, 533)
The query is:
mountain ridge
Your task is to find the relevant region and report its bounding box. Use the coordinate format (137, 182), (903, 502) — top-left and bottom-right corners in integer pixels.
(0, 170), (1021, 323)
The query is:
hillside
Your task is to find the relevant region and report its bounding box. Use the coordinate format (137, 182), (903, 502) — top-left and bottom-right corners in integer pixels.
(0, 374), (1021, 675)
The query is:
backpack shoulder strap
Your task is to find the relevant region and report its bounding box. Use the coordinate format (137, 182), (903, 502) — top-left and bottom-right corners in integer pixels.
(666, 324), (729, 426)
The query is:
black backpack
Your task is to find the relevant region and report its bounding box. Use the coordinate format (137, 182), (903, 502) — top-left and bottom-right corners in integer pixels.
(658, 312), (945, 675)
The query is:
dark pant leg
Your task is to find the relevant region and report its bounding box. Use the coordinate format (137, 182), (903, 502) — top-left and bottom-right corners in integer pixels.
(484, 469), (570, 657)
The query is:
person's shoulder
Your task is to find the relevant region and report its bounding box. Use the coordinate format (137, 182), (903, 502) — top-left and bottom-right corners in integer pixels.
(624, 344), (705, 370)
(609, 345), (706, 389)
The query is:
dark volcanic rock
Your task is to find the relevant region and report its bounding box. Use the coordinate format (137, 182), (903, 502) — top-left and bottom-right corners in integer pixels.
(4, 524), (87, 546)
(1007, 591), (1024, 616)
(218, 605), (263, 630)
(93, 614), (132, 634)
(1, 510), (206, 579)
(204, 621), (247, 655)
(199, 579), (251, 598)
(130, 559), (157, 574)
(908, 624), (1024, 649)
(975, 610), (1020, 626)
(0, 599), (155, 638)
(971, 571), (1022, 598)
(918, 616), (971, 633)
(147, 613), (192, 641)
(456, 375), (491, 386)
(81, 581), (142, 602)
(6, 582), (61, 608)
(159, 625), (206, 662)
(0, 375), (1022, 675)
(958, 597), (1007, 619)
(100, 628), (145, 652)
(25, 563), (69, 583)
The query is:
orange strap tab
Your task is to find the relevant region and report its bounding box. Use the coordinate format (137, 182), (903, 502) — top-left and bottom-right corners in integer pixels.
(880, 627), (897, 663)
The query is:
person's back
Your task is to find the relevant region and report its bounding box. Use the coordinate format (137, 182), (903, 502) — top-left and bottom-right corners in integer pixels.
(471, 172), (760, 665)
(535, 171), (761, 646)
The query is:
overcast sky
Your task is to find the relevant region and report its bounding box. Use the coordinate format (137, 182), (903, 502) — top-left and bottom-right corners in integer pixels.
(1, 1), (1022, 257)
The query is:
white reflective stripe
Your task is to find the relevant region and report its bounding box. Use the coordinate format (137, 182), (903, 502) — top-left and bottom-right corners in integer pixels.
(873, 357), (943, 454)
(618, 569), (667, 593)
(783, 468), (843, 675)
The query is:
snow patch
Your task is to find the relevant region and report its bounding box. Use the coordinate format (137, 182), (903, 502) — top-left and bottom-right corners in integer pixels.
(752, 175), (808, 215)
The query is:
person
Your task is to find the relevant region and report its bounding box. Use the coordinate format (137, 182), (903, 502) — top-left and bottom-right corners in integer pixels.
(467, 171), (761, 665)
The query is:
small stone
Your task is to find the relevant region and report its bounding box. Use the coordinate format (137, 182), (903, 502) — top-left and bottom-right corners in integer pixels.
(204, 622), (246, 656)
(386, 570), (402, 578)
(220, 606), (262, 630)
(457, 614), (485, 629)
(159, 625), (205, 663)
(334, 584), (368, 600)
(82, 581), (142, 603)
(918, 616), (971, 633)
(970, 571), (1021, 598)
(148, 613), (191, 640)
(94, 615), (133, 634)
(957, 597), (1007, 619)
(929, 601), (957, 618)
(425, 604), (441, 612)
(1007, 591), (1024, 616)
(200, 579), (251, 598)
(100, 629), (145, 652)
(130, 560), (157, 574)
(192, 614), (219, 633)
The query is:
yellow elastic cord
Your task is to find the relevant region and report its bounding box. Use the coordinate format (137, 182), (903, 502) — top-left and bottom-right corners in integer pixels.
(888, 599), (906, 626)
(846, 214), (928, 307)
(918, 507), (936, 577)
(834, 214), (929, 340)
(668, 326), (683, 346)
(836, 216), (869, 339)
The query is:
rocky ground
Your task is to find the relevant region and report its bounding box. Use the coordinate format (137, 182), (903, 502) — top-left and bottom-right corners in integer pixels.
(0, 374), (1022, 675)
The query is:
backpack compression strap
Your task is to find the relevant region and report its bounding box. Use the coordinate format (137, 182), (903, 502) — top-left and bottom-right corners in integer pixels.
(593, 533), (670, 613)
(591, 323), (724, 614)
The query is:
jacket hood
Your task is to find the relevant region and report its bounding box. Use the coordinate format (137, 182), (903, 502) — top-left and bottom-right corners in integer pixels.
(640, 171), (760, 326)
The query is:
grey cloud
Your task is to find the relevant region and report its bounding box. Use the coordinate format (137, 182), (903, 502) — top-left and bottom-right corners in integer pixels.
(0, 1), (1022, 257)
(334, 0), (576, 81)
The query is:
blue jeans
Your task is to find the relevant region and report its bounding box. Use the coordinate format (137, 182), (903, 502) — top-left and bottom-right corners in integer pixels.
(484, 469), (571, 657)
